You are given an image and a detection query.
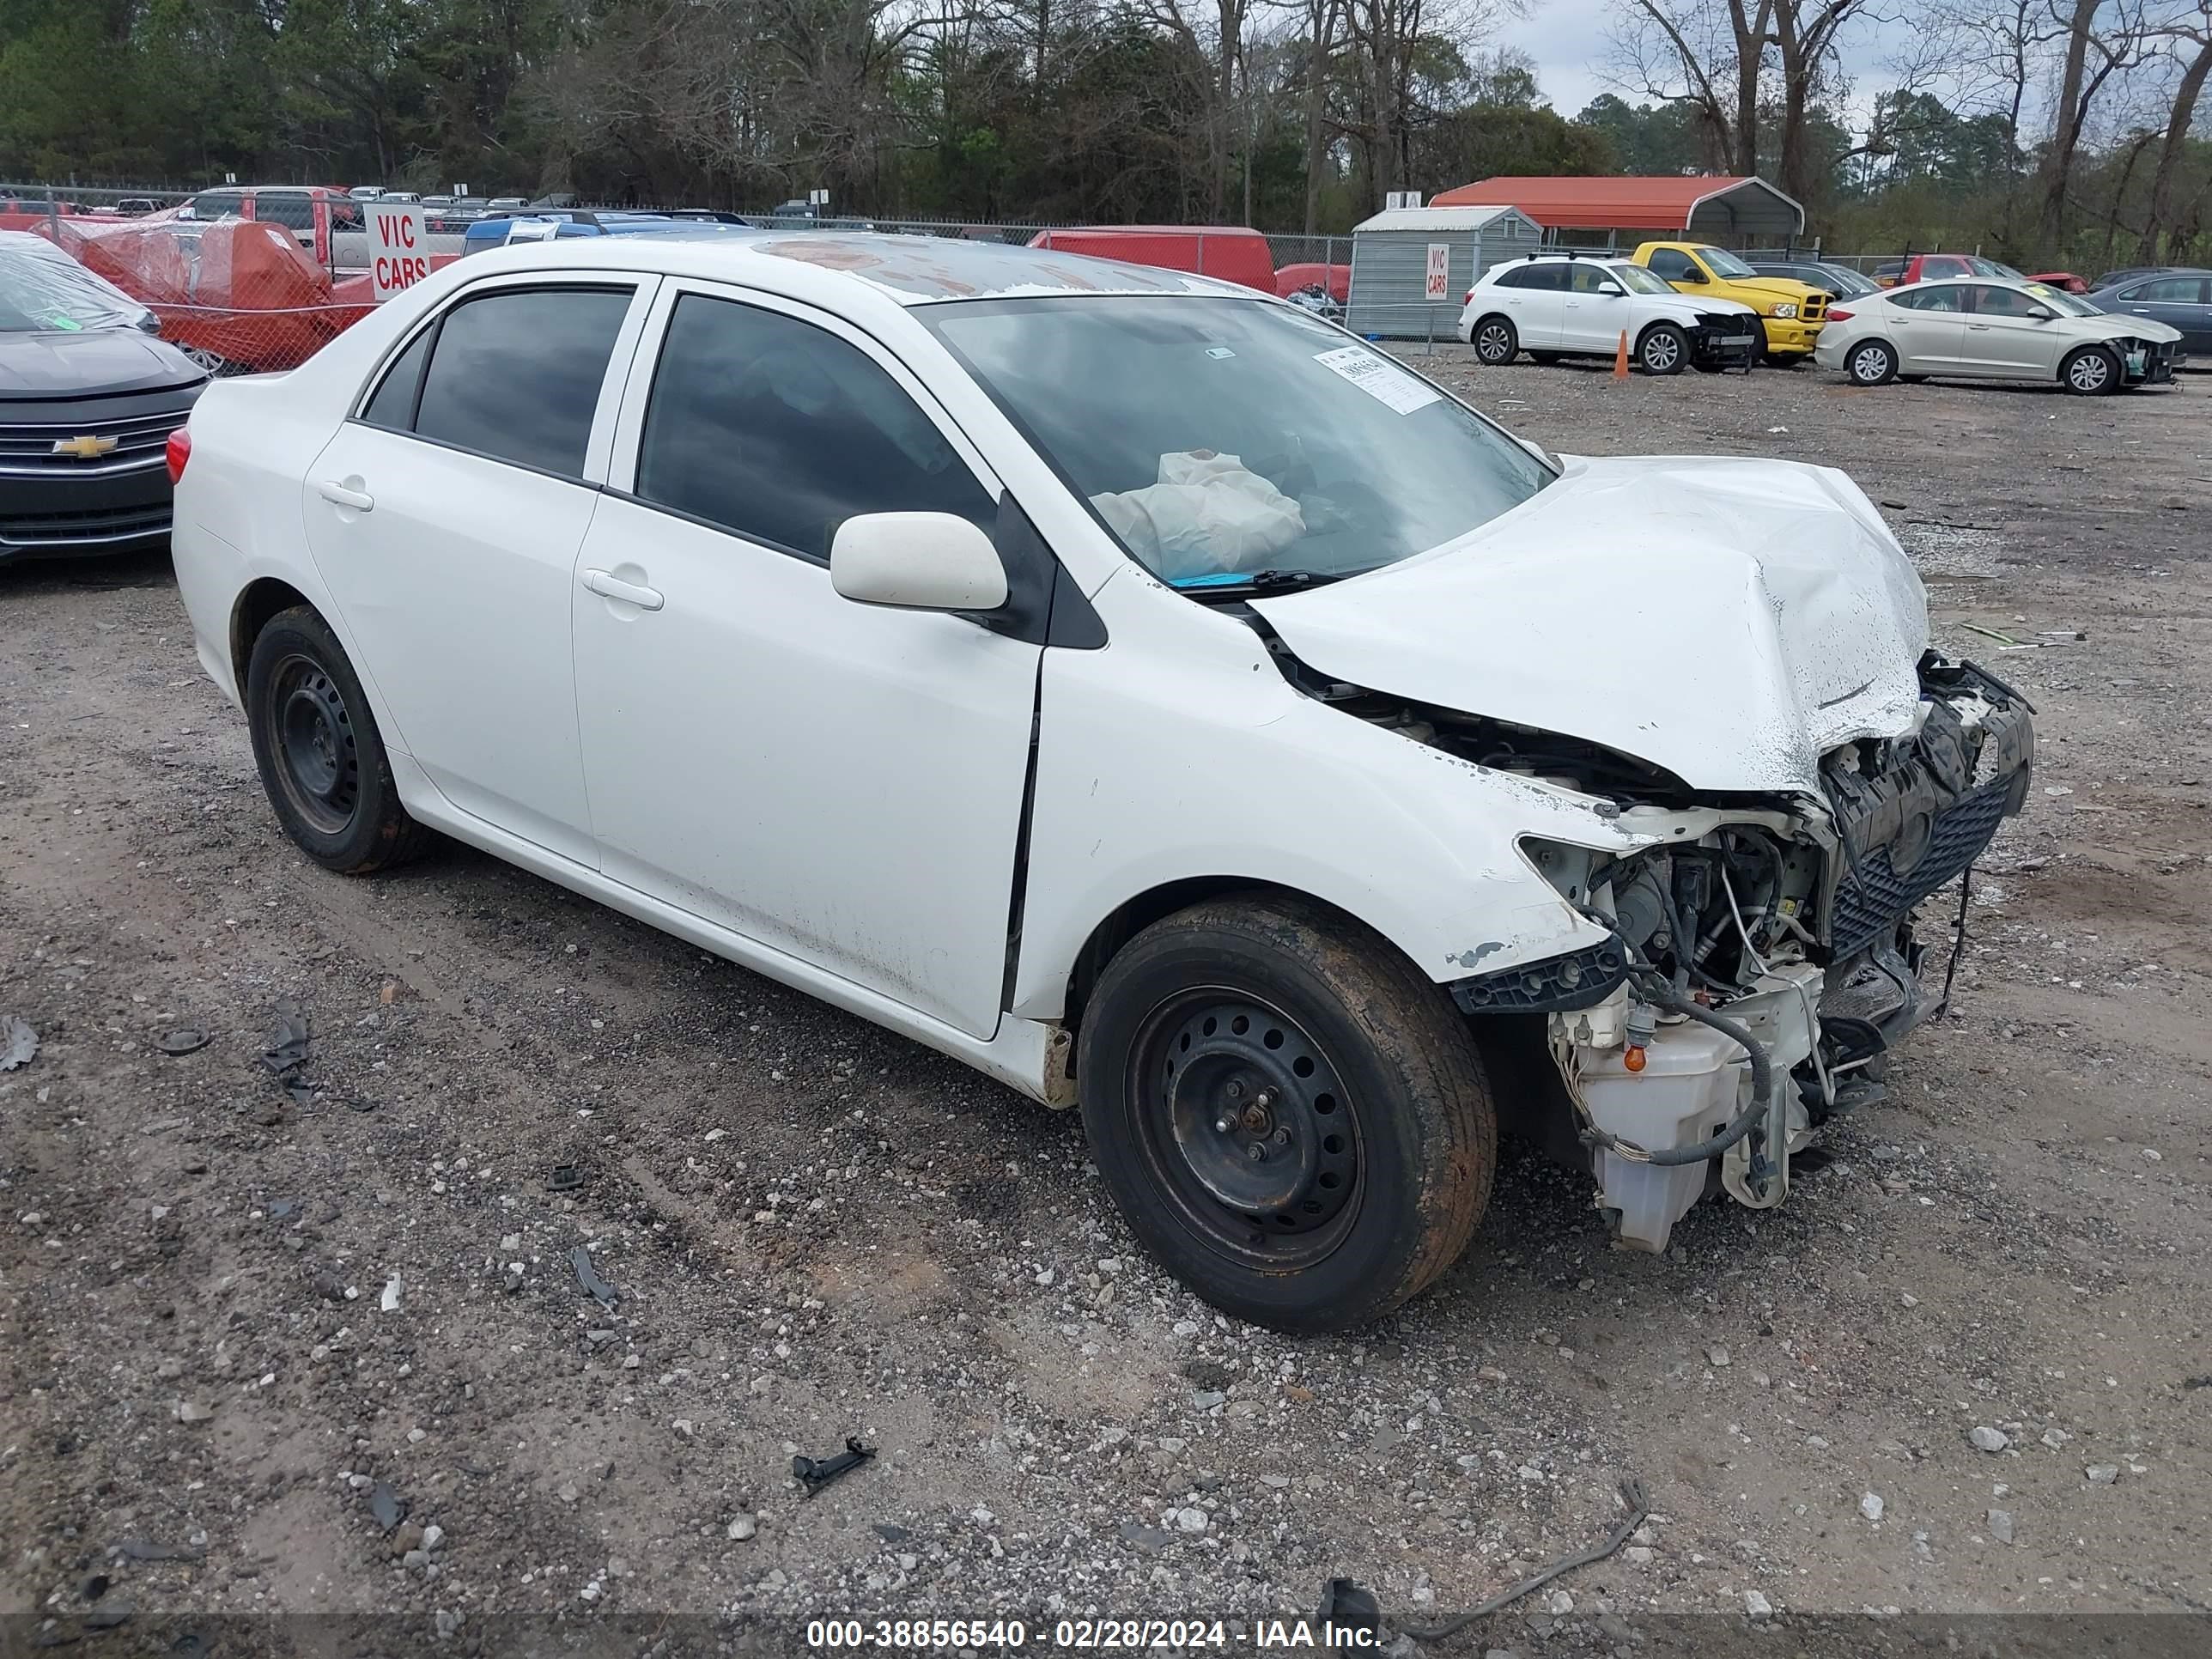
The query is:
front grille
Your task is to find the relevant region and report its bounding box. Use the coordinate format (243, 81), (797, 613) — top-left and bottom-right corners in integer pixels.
(0, 501), (173, 545)
(0, 410), (185, 476)
(1828, 780), (2010, 959)
(1801, 293), (1827, 323)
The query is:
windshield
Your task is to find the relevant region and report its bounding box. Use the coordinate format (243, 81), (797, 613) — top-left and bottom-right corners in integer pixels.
(1609, 264), (1678, 295)
(1697, 246), (1759, 278)
(0, 237), (154, 332)
(921, 296), (1553, 587)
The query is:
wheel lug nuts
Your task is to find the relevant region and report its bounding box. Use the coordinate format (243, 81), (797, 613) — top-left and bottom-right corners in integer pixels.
(1214, 1115), (1234, 1134)
(1273, 1127), (1291, 1146)
(1224, 1079), (1245, 1102)
(1245, 1144), (1265, 1162)
(1254, 1088), (1277, 1109)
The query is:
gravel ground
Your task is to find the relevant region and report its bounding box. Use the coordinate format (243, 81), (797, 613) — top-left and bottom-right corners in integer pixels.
(3, 356), (2209, 1658)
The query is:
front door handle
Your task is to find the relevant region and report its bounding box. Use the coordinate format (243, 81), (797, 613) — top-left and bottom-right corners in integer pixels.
(582, 568), (665, 611)
(316, 479), (374, 511)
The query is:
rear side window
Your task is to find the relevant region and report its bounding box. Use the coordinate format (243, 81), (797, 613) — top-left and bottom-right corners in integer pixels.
(360, 326), (434, 429)
(405, 287), (632, 477)
(1498, 265), (1565, 291)
(1892, 286), (1961, 313)
(632, 294), (992, 560)
(2124, 276), (2207, 303)
(255, 194), (313, 230)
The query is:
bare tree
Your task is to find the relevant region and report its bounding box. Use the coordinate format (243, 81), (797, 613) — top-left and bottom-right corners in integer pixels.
(1607, 0), (1775, 173)
(2035, 0), (2159, 250)
(2136, 0), (2212, 259)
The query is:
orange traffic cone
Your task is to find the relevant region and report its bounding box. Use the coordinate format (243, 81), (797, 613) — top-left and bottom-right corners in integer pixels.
(1613, 330), (1631, 380)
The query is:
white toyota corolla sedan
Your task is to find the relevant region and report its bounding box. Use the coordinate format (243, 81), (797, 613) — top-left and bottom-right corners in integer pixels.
(167, 233), (2033, 1331)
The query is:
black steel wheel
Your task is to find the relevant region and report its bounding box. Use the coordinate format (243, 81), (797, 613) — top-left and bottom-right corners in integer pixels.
(246, 605), (437, 873)
(1079, 893), (1496, 1333)
(1131, 989), (1364, 1269)
(268, 653), (360, 836)
(1470, 316), (1518, 365)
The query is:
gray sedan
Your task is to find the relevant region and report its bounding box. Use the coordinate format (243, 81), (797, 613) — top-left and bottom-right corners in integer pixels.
(2089, 269), (2212, 356)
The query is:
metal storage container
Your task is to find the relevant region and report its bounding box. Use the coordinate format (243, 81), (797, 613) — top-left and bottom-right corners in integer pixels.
(1345, 204), (1544, 340)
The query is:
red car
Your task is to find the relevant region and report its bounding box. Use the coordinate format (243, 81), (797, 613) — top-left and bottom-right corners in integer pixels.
(1874, 252), (2023, 288)
(2027, 270), (2090, 295)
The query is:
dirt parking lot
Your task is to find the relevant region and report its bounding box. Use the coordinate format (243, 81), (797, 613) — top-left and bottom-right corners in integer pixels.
(3, 357), (2209, 1658)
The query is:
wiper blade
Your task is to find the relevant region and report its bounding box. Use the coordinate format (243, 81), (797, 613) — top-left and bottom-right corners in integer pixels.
(1170, 568), (1352, 594)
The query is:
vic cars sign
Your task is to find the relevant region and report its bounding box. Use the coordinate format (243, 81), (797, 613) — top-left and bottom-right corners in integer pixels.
(368, 201), (429, 301)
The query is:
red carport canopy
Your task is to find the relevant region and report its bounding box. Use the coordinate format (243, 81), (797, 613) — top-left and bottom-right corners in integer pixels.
(1431, 175), (1805, 240)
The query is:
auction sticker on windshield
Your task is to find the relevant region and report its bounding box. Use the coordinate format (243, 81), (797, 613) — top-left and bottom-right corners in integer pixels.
(1313, 345), (1441, 415)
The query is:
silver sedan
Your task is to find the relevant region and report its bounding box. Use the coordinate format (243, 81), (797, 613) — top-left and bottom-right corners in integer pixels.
(1814, 276), (2184, 393)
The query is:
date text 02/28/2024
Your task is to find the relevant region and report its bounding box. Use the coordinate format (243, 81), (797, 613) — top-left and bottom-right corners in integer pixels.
(805, 1618), (1382, 1649)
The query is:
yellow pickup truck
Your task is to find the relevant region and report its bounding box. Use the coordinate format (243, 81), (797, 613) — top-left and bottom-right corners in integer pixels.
(1629, 242), (1830, 365)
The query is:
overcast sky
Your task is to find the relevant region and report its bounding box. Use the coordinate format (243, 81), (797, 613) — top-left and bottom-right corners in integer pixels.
(1505, 0), (1906, 130)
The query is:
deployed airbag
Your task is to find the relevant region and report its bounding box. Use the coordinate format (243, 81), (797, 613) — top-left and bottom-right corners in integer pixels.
(1091, 450), (1304, 580)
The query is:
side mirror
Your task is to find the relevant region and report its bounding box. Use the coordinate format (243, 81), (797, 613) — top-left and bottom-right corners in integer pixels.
(830, 512), (1007, 612)
(2025, 306), (2055, 321)
(1677, 267), (1707, 283)
(1596, 281), (1626, 296)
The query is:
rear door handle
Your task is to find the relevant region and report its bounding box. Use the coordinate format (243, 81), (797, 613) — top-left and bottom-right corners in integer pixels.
(582, 568), (665, 611)
(316, 480), (374, 511)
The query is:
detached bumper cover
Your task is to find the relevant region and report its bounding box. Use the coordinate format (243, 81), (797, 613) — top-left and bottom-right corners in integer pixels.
(2118, 337), (2182, 384)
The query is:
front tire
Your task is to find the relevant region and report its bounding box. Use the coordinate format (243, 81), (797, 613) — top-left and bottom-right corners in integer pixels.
(2062, 345), (2119, 395)
(1847, 339), (1899, 386)
(1470, 316), (1517, 366)
(246, 606), (436, 874)
(1638, 324), (1687, 375)
(1077, 895), (1497, 1333)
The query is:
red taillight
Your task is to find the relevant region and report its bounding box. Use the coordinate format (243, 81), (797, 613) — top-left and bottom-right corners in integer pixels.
(1825, 307), (1854, 322)
(1464, 289), (1476, 303)
(165, 427), (191, 485)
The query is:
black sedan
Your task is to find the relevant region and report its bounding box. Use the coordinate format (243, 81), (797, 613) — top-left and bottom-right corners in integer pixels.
(2, 232), (204, 563)
(2088, 268), (2212, 356)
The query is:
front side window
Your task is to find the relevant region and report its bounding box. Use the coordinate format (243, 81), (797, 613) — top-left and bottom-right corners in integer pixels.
(192, 192), (241, 221)
(1568, 264), (1618, 294)
(404, 287), (632, 477)
(633, 294), (992, 560)
(1964, 284), (2045, 319)
(1646, 248), (1697, 282)
(255, 194), (313, 230)
(922, 295), (1552, 588)
(1608, 264), (1676, 296)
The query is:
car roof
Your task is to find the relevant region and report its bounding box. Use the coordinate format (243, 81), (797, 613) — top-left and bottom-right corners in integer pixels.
(453, 229), (1253, 305)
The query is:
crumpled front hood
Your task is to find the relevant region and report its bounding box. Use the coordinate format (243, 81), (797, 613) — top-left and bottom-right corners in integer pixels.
(1250, 454), (1929, 794)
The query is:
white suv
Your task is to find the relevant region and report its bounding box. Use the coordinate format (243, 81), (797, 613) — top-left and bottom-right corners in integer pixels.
(1462, 255), (1761, 374)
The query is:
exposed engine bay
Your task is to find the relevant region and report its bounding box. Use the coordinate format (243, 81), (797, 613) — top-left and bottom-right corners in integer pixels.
(1267, 624), (2037, 1251)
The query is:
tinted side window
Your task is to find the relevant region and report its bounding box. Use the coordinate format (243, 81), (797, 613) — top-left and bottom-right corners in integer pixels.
(411, 287), (632, 477)
(1646, 249), (1695, 282)
(2126, 276), (2204, 302)
(193, 192), (241, 220)
(634, 294), (992, 561)
(1568, 264), (1614, 294)
(1492, 267), (1534, 289)
(361, 326), (434, 429)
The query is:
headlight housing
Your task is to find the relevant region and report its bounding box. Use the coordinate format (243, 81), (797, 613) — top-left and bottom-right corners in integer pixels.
(1769, 301), (1799, 319)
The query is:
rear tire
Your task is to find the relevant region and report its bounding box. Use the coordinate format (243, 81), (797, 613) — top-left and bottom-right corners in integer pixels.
(246, 606), (437, 874)
(1637, 324), (1688, 375)
(1846, 339), (1899, 386)
(1077, 894), (1497, 1333)
(2062, 345), (2118, 395)
(1470, 316), (1518, 366)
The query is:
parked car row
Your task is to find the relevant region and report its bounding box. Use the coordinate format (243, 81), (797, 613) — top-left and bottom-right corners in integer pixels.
(1459, 246), (2197, 395)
